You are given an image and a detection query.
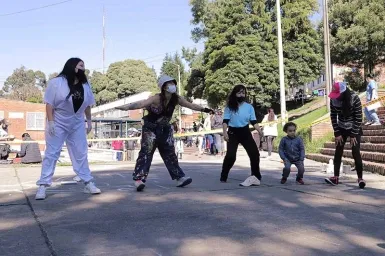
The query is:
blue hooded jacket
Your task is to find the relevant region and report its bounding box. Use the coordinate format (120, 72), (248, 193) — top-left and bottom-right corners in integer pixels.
(279, 136), (305, 162)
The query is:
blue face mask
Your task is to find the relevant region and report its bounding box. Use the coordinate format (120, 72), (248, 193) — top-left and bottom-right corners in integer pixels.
(167, 85), (177, 94)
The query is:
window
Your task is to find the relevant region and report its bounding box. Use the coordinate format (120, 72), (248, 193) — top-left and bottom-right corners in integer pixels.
(26, 112), (45, 130)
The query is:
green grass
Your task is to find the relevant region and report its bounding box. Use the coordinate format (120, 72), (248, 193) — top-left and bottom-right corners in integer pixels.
(274, 106), (331, 154)
(288, 97), (324, 115)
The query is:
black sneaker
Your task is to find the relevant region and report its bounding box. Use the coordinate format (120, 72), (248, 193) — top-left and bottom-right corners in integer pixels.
(281, 177), (287, 184)
(135, 180), (145, 192)
(325, 176), (339, 186)
(358, 179), (366, 189)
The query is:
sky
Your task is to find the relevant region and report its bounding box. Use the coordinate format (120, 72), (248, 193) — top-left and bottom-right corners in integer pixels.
(0, 0), (322, 87)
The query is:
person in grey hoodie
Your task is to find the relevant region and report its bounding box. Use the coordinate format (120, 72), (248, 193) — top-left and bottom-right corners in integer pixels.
(278, 122), (305, 185)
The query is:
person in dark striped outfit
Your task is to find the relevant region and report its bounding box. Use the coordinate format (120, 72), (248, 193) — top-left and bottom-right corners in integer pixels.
(325, 82), (366, 188)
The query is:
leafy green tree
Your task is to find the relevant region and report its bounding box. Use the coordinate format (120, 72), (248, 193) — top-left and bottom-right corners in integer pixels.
(329, 0), (385, 90)
(89, 71), (116, 105)
(160, 53), (186, 95)
(1, 66), (45, 102)
(107, 59), (158, 98)
(89, 60), (158, 105)
(188, 0), (323, 107)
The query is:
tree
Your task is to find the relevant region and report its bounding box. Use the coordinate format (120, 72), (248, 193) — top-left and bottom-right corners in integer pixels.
(90, 71), (117, 105)
(89, 59), (158, 105)
(188, 0), (323, 107)
(1, 66), (45, 103)
(48, 72), (59, 81)
(160, 53), (186, 95)
(107, 59), (158, 99)
(329, 0), (385, 89)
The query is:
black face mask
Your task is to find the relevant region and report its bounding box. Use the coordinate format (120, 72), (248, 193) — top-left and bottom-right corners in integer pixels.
(236, 96), (245, 103)
(77, 69), (85, 77)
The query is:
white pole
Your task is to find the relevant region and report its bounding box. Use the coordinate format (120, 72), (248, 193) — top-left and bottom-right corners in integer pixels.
(177, 65), (182, 129)
(276, 0), (286, 124)
(102, 5), (106, 74)
(323, 0), (332, 112)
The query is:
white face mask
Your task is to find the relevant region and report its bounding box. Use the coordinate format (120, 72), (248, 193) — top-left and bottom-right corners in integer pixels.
(166, 84), (177, 94)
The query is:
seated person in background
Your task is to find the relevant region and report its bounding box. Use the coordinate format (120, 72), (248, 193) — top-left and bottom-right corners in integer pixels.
(17, 133), (42, 164)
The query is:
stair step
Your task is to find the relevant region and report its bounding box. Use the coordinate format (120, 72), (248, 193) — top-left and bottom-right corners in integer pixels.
(320, 148), (385, 163)
(361, 136), (385, 143)
(331, 136), (385, 143)
(362, 125), (385, 130)
(324, 142), (385, 153)
(306, 153), (385, 175)
(363, 129), (385, 136)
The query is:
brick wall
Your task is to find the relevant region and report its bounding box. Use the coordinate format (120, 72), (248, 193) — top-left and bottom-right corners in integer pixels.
(311, 121), (333, 141)
(333, 63), (385, 86)
(127, 109), (143, 120)
(0, 99), (46, 150)
(181, 112), (202, 128)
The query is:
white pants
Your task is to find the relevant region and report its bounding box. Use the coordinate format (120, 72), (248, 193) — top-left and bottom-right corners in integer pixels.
(198, 137), (204, 154)
(37, 123), (93, 186)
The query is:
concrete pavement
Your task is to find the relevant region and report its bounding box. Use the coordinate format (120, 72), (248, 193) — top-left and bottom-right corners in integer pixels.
(0, 153), (384, 256)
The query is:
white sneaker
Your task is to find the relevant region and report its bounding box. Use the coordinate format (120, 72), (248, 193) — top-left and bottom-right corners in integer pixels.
(364, 121), (372, 125)
(84, 182), (101, 194)
(176, 177), (192, 187)
(35, 185), (47, 200)
(135, 180), (146, 191)
(73, 175), (82, 182)
(240, 176), (261, 187)
(371, 122), (382, 126)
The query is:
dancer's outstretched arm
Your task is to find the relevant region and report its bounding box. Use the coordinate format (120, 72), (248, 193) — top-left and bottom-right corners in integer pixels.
(115, 96), (157, 111)
(178, 96), (213, 113)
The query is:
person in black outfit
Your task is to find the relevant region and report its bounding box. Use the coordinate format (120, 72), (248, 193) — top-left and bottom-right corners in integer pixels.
(220, 84), (263, 186)
(325, 82), (365, 189)
(116, 75), (213, 191)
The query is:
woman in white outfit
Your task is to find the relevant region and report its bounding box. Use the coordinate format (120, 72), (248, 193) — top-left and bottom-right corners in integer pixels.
(261, 108), (278, 157)
(197, 123), (204, 155)
(35, 58), (101, 200)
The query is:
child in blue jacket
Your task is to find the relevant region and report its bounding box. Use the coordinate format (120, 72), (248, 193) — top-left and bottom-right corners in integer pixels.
(278, 122), (305, 184)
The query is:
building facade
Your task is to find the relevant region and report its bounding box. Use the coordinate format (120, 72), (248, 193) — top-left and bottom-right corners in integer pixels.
(0, 99), (46, 150)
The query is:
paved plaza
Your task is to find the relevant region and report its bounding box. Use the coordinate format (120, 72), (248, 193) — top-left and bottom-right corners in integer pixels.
(1, 154), (384, 256)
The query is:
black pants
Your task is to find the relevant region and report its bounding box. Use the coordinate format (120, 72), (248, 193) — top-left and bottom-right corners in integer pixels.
(334, 128), (363, 179)
(221, 126), (261, 181)
(133, 122), (185, 181)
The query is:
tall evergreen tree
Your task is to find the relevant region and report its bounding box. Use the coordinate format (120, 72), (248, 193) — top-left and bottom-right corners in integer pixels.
(188, 0), (323, 107)
(329, 0), (385, 79)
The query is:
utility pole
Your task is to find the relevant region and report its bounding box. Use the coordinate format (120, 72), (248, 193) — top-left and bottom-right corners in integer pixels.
(102, 5), (106, 74)
(177, 65), (182, 130)
(323, 0), (332, 112)
(276, 0), (287, 124)
(164, 61), (183, 129)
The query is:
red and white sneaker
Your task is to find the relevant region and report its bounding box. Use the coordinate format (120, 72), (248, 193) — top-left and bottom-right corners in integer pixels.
(296, 178), (305, 185)
(358, 179), (366, 189)
(325, 176), (339, 186)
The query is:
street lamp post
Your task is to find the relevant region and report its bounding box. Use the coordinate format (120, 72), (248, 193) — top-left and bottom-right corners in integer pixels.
(163, 61), (182, 130)
(323, 0), (332, 112)
(177, 65), (182, 130)
(276, 0), (287, 125)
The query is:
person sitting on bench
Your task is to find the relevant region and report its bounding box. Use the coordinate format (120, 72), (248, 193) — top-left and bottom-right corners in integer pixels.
(17, 133), (42, 164)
